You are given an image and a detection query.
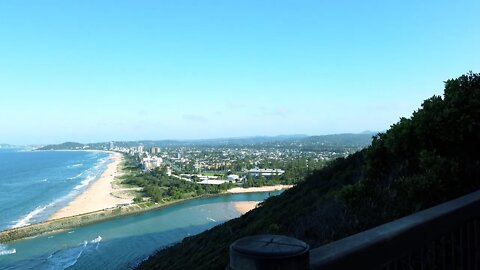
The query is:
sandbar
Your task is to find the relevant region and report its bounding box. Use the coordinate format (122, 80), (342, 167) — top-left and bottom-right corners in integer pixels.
(226, 184), (293, 194)
(234, 201), (261, 214)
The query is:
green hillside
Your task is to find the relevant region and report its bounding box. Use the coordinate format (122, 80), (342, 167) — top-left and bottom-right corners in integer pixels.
(38, 142), (86, 150)
(137, 72), (480, 270)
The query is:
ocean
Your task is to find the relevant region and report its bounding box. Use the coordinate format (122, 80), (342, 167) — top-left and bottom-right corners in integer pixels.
(0, 148), (279, 269)
(0, 149), (110, 230)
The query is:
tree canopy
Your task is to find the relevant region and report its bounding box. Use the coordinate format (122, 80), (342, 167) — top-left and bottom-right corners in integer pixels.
(137, 72), (480, 270)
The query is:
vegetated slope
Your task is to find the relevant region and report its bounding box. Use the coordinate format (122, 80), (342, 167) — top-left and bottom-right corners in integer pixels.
(36, 133), (373, 151)
(38, 141), (85, 150)
(137, 72), (480, 270)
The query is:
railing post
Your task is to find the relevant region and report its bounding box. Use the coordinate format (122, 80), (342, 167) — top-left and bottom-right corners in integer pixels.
(229, 234), (310, 270)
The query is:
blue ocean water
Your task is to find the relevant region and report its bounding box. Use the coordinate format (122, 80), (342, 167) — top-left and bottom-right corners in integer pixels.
(0, 148), (280, 269)
(0, 149), (110, 230)
(0, 192), (277, 269)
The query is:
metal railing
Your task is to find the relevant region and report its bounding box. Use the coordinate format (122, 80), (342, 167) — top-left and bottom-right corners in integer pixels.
(230, 190), (480, 270)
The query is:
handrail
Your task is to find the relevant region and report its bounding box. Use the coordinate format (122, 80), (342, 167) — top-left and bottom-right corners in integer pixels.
(310, 190), (480, 269)
(229, 190), (480, 269)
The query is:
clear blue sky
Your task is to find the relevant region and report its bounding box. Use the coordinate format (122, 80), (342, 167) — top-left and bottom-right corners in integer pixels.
(1, 1), (479, 144)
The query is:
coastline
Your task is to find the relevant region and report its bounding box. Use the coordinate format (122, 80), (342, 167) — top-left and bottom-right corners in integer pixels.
(229, 185), (293, 214)
(234, 201), (261, 214)
(1, 181), (293, 243)
(48, 151), (132, 220)
(226, 184), (293, 194)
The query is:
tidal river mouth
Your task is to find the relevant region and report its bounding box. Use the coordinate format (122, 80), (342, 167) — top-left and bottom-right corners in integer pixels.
(0, 191), (279, 270)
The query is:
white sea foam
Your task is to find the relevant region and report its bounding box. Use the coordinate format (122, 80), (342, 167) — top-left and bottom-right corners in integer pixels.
(7, 153), (110, 232)
(12, 202), (54, 228)
(46, 241), (87, 269)
(91, 236), (102, 250)
(206, 217), (216, 222)
(73, 174), (96, 191)
(0, 244), (16, 256)
(68, 163), (83, 168)
(93, 157), (109, 169)
(90, 236), (102, 244)
(18, 191), (82, 227)
(13, 156), (107, 229)
(68, 172), (83, 180)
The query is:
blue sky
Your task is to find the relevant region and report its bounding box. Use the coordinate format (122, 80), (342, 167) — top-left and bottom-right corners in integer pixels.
(1, 1), (479, 144)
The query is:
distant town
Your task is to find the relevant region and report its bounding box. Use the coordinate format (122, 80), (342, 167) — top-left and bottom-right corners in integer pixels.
(39, 133), (375, 186)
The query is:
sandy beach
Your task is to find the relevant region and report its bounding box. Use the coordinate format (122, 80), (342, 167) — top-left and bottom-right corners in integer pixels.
(226, 184), (293, 194)
(3, 173), (292, 241)
(49, 152), (132, 220)
(234, 201), (261, 214)
(230, 185), (293, 215)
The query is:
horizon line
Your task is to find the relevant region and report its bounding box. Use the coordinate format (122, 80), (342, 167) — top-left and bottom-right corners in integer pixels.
(1, 131), (381, 146)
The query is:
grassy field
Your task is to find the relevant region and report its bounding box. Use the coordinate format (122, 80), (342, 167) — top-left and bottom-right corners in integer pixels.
(201, 171), (225, 177)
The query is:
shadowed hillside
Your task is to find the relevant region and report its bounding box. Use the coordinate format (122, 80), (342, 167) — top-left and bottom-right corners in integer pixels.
(137, 72), (480, 270)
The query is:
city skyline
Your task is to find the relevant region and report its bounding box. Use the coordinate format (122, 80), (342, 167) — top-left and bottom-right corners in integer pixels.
(1, 1), (480, 144)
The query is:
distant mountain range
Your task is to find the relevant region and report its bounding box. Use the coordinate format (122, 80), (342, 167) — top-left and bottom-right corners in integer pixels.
(37, 132), (377, 151)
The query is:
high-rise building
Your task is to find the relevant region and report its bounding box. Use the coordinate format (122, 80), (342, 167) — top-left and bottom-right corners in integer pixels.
(150, 147), (160, 155)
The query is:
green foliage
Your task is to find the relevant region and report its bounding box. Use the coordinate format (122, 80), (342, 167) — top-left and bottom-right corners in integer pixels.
(137, 149), (366, 270)
(124, 167), (234, 203)
(138, 72), (480, 270)
(122, 155), (142, 172)
(338, 72), (480, 228)
(133, 196), (143, 203)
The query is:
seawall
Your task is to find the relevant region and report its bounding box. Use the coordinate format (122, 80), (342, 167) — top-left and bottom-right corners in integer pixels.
(0, 205), (143, 243)
(0, 194), (219, 243)
(0, 187), (289, 243)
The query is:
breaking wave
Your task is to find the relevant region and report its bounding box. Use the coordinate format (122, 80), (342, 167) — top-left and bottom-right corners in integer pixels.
(12, 203), (54, 228)
(90, 236), (102, 244)
(9, 153), (107, 229)
(46, 241), (87, 269)
(45, 236), (102, 268)
(0, 244), (16, 256)
(68, 172), (83, 180)
(68, 163), (83, 168)
(73, 174), (96, 191)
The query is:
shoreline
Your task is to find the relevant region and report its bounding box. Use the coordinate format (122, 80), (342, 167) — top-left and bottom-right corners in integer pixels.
(1, 181), (293, 243)
(226, 184), (293, 194)
(48, 151), (132, 220)
(233, 201), (261, 214)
